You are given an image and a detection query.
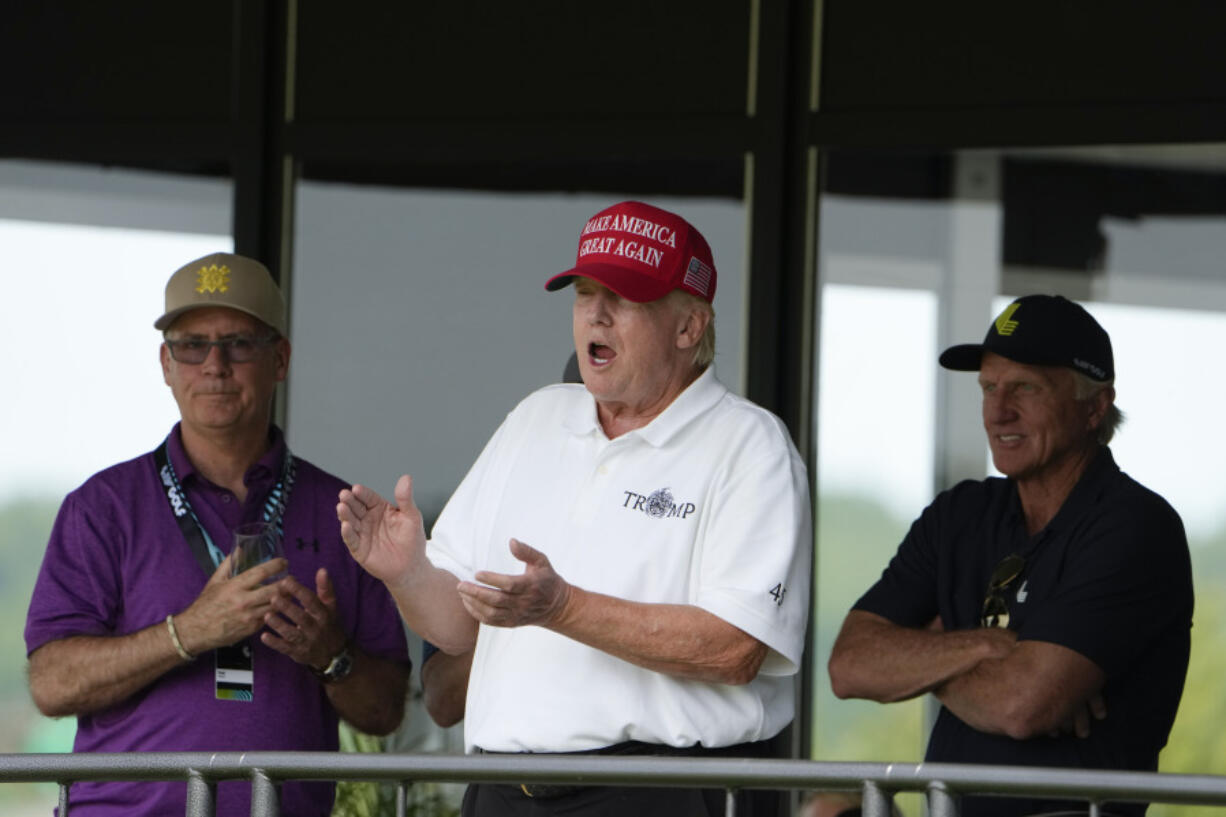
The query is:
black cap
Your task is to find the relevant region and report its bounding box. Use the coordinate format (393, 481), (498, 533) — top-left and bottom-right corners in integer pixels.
(939, 294), (1114, 382)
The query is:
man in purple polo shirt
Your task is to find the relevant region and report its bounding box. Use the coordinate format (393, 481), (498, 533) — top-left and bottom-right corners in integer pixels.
(24, 252), (411, 816)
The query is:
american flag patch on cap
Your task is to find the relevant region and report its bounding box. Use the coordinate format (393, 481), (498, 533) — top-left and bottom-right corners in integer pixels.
(683, 256), (713, 297)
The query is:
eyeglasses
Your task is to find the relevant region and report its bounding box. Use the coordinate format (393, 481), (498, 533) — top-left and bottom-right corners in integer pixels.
(981, 553), (1025, 629)
(165, 335), (278, 364)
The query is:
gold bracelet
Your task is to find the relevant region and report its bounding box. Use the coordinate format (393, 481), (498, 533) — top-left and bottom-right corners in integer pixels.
(165, 614), (195, 662)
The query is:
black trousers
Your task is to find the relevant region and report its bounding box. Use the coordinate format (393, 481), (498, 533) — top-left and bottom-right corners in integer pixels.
(462, 740), (781, 817)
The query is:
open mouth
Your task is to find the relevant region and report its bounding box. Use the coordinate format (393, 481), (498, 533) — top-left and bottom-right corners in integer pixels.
(588, 342), (616, 365)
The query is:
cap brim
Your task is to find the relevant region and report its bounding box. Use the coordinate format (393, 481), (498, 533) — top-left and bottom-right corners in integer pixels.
(545, 263), (674, 304)
(938, 343), (984, 371)
(154, 304), (281, 334)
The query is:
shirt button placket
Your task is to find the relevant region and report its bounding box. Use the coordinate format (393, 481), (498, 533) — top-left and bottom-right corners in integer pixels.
(576, 450), (614, 526)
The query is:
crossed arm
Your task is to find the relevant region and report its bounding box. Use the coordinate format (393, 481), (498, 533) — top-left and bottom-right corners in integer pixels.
(828, 610), (1105, 740)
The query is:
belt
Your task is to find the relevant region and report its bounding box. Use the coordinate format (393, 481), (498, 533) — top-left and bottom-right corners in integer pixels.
(518, 782), (580, 799)
(477, 739), (772, 800)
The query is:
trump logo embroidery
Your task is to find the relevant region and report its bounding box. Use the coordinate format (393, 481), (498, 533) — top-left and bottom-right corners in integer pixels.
(621, 488), (697, 520)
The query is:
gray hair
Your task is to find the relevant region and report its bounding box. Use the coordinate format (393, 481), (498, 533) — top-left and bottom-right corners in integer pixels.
(1072, 371), (1124, 445)
(667, 290), (716, 370)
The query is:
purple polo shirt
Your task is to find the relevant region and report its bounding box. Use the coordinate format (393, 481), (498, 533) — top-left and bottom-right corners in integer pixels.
(25, 424), (410, 817)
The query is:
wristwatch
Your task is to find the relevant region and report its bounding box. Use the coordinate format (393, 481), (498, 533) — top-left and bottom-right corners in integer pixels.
(313, 644), (354, 684)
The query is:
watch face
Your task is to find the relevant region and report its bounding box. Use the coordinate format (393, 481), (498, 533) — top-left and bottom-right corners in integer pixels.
(323, 649), (353, 683)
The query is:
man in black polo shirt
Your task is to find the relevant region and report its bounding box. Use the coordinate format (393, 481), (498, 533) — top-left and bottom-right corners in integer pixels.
(828, 294), (1193, 817)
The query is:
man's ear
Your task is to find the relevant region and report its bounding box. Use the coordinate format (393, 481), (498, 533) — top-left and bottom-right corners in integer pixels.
(676, 306), (710, 351)
(273, 338), (292, 382)
(1086, 385), (1114, 432)
(160, 343), (172, 385)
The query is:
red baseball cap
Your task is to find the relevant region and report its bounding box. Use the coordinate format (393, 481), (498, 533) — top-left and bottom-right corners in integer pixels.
(545, 201), (717, 303)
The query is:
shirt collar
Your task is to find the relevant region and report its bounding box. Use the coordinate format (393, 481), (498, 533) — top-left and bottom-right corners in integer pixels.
(1009, 445), (1117, 540)
(166, 422), (287, 488)
(562, 367), (727, 446)
(1040, 445), (1116, 534)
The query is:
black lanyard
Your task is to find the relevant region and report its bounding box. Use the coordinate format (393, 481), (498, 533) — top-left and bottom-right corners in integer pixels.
(154, 436), (296, 578)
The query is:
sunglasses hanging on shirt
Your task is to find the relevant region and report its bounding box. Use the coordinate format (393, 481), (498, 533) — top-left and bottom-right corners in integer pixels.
(980, 553), (1025, 629)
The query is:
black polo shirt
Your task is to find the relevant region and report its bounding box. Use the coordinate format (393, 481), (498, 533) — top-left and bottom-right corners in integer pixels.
(854, 446), (1193, 817)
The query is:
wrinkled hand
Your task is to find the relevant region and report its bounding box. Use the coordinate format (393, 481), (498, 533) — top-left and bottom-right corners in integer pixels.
(1052, 692), (1107, 739)
(261, 568), (348, 670)
(336, 475), (427, 584)
(175, 553), (289, 654)
(457, 539), (572, 628)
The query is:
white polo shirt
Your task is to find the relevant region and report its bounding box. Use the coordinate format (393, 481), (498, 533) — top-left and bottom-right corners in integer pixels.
(426, 368), (812, 753)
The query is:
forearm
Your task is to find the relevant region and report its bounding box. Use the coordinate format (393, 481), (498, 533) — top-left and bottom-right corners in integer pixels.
(828, 611), (1015, 703)
(549, 587), (766, 685)
(421, 649), (472, 727)
(934, 641), (1105, 740)
(28, 624), (188, 717)
(324, 648), (410, 736)
(934, 659), (1018, 736)
(386, 564), (478, 655)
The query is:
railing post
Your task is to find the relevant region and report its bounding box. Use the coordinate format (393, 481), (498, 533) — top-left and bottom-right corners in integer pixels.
(59, 782), (70, 816)
(250, 769), (280, 817)
(927, 780), (958, 817)
(862, 780), (892, 817)
(185, 770), (217, 817)
(395, 782), (406, 817)
(725, 787), (738, 817)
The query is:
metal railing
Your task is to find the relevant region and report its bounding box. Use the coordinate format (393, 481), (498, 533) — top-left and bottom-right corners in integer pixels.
(4, 752), (1226, 816)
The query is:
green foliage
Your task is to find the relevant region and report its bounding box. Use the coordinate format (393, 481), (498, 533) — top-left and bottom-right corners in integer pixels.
(811, 492), (926, 815)
(1149, 532), (1226, 817)
(0, 497), (59, 700)
(0, 495), (66, 810)
(811, 491), (925, 764)
(332, 723), (458, 817)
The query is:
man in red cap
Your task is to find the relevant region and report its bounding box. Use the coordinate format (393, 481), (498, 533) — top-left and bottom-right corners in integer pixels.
(338, 201), (812, 816)
(828, 295), (1193, 817)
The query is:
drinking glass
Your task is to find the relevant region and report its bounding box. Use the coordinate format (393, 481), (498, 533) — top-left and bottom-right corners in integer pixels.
(230, 520), (287, 580)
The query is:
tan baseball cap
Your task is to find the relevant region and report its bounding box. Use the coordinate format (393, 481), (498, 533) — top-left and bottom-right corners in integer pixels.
(154, 252), (287, 336)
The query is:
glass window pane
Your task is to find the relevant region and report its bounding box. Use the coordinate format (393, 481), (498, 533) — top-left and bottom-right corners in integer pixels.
(0, 161), (231, 814)
(813, 284), (936, 763)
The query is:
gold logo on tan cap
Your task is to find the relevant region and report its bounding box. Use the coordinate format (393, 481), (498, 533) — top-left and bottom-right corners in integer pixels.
(195, 264), (231, 294)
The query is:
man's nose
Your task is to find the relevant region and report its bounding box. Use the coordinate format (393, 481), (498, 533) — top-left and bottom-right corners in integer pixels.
(200, 342), (232, 372)
(585, 293), (613, 324)
(983, 391), (1015, 423)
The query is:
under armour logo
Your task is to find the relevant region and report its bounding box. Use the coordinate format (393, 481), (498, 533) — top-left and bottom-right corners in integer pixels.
(296, 537), (320, 553)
